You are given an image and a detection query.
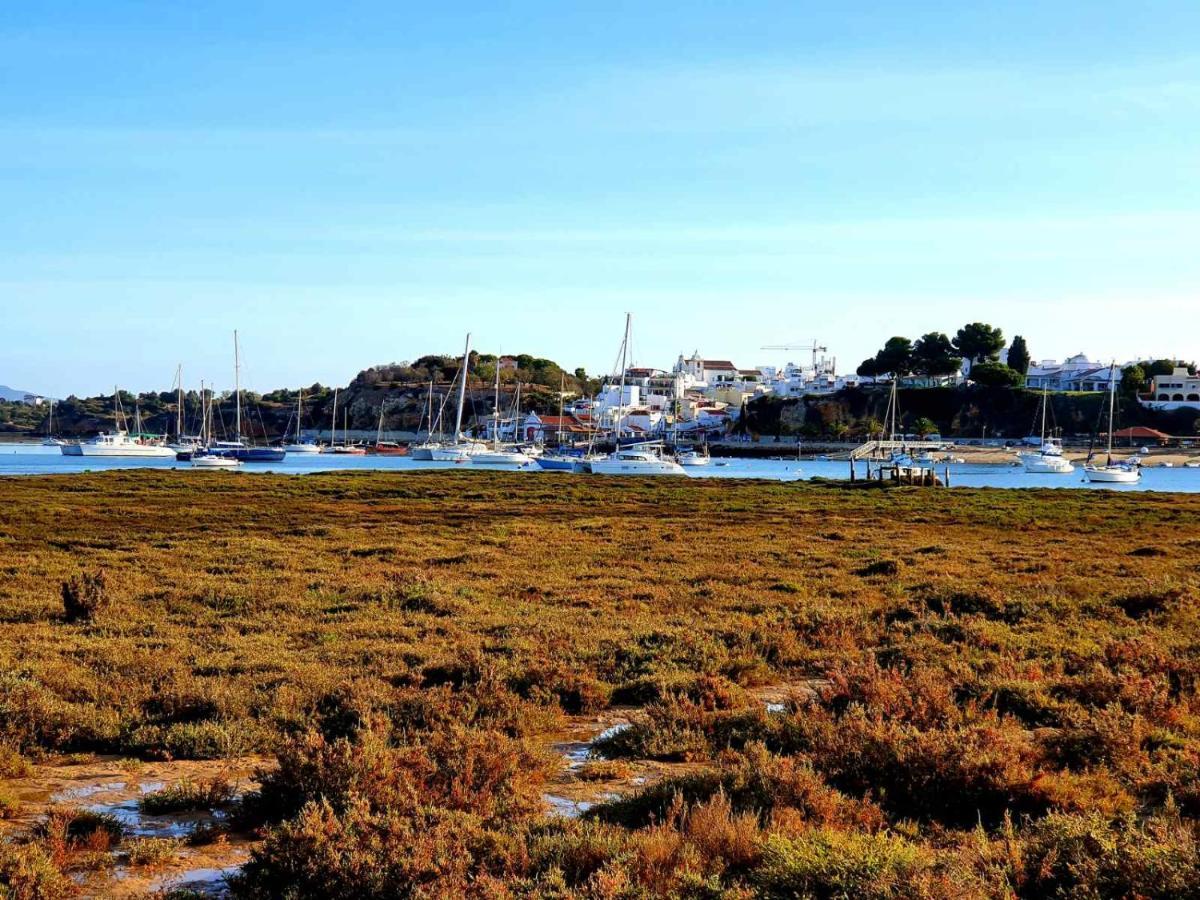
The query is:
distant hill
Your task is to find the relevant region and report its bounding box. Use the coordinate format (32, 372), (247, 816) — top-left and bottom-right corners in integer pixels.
(0, 385), (36, 402)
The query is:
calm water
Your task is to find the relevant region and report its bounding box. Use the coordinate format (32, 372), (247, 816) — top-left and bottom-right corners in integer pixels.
(1, 445), (1197, 491)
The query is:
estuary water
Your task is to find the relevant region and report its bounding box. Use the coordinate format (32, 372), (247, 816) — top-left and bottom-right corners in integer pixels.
(2, 445), (1199, 491)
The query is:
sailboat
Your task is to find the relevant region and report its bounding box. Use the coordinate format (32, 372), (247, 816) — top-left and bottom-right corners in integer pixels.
(62, 389), (177, 457)
(200, 333), (287, 462)
(334, 406), (367, 454)
(1084, 363), (1140, 484)
(1020, 388), (1073, 474)
(282, 389), (322, 453)
(191, 385), (241, 467)
(537, 374), (583, 471)
(41, 400), (65, 446)
(370, 403), (408, 455)
(409, 382), (443, 460)
(473, 359), (534, 466)
(430, 334), (487, 461)
(588, 314), (685, 476)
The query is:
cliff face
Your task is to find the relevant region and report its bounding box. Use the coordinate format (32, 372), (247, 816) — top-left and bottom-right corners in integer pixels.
(739, 386), (1200, 440)
(0, 359), (588, 438)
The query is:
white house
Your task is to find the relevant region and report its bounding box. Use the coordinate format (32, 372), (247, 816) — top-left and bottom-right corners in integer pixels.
(1141, 368), (1200, 410)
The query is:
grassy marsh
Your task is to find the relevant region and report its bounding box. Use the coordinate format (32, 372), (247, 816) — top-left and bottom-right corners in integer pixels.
(1, 471), (1199, 897)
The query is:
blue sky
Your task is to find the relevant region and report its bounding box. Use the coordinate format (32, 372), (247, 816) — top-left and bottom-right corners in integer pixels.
(3, 1), (1198, 396)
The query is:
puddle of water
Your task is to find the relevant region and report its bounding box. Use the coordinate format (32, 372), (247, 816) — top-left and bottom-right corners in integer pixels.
(765, 702), (786, 714)
(86, 798), (230, 839)
(545, 794), (595, 819)
(593, 723), (631, 744)
(154, 863), (243, 896)
(51, 781), (127, 802)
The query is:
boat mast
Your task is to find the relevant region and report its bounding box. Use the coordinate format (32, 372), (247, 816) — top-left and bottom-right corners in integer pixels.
(176, 364), (184, 440)
(426, 381), (434, 440)
(343, 408), (349, 447)
(453, 333), (471, 442)
(297, 389), (304, 442)
(558, 372), (565, 448)
(493, 355), (501, 450)
(614, 313), (630, 444)
(234, 331), (242, 442)
(1106, 362), (1116, 466)
(376, 403), (385, 446)
(331, 388), (338, 447)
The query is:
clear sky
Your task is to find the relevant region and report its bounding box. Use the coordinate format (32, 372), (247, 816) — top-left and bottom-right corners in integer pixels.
(3, 1), (1198, 397)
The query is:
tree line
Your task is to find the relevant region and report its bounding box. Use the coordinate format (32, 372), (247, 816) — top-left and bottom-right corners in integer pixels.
(856, 322), (1029, 387)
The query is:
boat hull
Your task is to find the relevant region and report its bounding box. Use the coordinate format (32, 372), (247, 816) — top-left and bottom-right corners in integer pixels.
(471, 451), (533, 466)
(535, 455), (578, 471)
(281, 444), (322, 454)
(62, 444), (177, 458)
(1084, 466), (1140, 483)
(204, 448), (287, 463)
(1022, 455), (1074, 474)
(190, 457), (242, 469)
(589, 458), (685, 476)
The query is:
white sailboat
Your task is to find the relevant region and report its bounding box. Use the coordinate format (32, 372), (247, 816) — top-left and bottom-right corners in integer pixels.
(1020, 388), (1073, 474)
(191, 392), (241, 467)
(1084, 363), (1141, 484)
(62, 389), (177, 457)
(430, 334), (487, 461)
(587, 314), (684, 476)
(409, 382), (443, 460)
(282, 390), (321, 453)
(41, 400), (65, 446)
(473, 359), (533, 466)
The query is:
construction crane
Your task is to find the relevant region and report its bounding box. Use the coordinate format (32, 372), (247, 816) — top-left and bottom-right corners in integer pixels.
(761, 340), (828, 372)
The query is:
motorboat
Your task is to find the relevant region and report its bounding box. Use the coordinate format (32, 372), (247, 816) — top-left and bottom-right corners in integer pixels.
(589, 443), (685, 476)
(190, 455), (242, 469)
(62, 431), (177, 458)
(1020, 389), (1072, 473)
(1022, 453), (1075, 474)
(676, 447), (711, 467)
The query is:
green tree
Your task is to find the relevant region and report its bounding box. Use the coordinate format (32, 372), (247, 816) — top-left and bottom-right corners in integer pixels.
(856, 357), (882, 378)
(1007, 335), (1031, 375)
(911, 332), (962, 377)
(969, 361), (1022, 388)
(953, 323), (1006, 363)
(573, 368), (587, 381)
(912, 417), (938, 438)
(1120, 364), (1147, 396)
(863, 337), (914, 377)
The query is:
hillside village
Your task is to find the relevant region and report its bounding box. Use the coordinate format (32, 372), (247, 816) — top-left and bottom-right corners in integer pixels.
(3, 323), (1198, 443)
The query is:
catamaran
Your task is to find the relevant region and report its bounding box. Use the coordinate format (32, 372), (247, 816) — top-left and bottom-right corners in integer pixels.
(1020, 388), (1073, 474)
(1084, 363), (1140, 484)
(62, 390), (177, 457)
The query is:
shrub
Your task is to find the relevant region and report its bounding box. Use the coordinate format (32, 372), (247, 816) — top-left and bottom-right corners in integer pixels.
(753, 830), (940, 899)
(125, 837), (183, 868)
(0, 842), (74, 899)
(60, 571), (108, 623)
(140, 777), (235, 814)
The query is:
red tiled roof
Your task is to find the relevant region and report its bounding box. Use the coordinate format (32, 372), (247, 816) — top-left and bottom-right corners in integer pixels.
(1112, 427), (1170, 439)
(702, 360), (737, 369)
